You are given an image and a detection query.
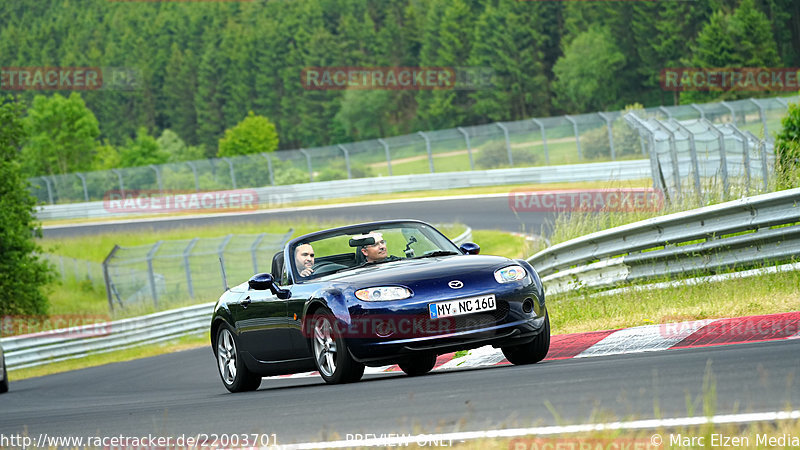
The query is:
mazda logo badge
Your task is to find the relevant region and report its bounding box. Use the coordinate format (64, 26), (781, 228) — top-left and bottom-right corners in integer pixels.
(448, 280), (464, 289)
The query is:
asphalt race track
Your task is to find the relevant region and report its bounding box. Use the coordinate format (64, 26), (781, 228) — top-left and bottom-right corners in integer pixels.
(41, 195), (556, 239)
(1, 340), (799, 445)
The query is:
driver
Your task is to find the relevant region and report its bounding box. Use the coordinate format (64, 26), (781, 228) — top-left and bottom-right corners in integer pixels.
(294, 243), (315, 277)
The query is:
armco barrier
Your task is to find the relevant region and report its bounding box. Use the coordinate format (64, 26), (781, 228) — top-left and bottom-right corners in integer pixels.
(528, 188), (800, 295)
(0, 228), (473, 370)
(35, 160), (652, 221)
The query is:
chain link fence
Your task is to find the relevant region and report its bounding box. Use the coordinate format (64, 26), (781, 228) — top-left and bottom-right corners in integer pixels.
(40, 253), (106, 292)
(28, 96), (798, 205)
(102, 230), (293, 311)
(625, 113), (776, 206)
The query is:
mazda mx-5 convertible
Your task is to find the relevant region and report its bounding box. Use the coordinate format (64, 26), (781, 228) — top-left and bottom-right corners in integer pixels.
(210, 220), (549, 392)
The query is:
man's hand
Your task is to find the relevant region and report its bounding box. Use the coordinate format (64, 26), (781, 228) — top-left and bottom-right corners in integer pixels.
(300, 267), (313, 277)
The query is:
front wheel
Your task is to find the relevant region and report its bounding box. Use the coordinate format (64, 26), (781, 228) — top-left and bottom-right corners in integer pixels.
(311, 309), (365, 384)
(501, 312), (550, 365)
(216, 326), (262, 393)
(398, 354), (437, 376)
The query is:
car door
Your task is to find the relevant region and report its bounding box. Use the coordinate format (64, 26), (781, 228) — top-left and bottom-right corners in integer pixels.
(231, 287), (293, 362)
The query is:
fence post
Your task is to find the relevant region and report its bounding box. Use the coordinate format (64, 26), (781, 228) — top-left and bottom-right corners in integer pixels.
(565, 115), (582, 160)
(670, 119), (704, 206)
(724, 124), (752, 195)
(147, 241), (164, 308)
(185, 161), (200, 191)
(218, 235), (234, 292)
(103, 245), (120, 311)
(221, 157), (237, 189)
(417, 131), (434, 173)
(112, 169), (125, 197)
(337, 145), (352, 179)
(40, 176), (55, 205)
(749, 98), (768, 138)
(299, 149), (314, 182)
(260, 153), (275, 186)
(149, 164), (163, 193)
(598, 112), (615, 160)
(531, 118), (549, 165)
(495, 122), (513, 167)
(375, 139), (392, 176)
(758, 140), (770, 191)
(659, 106), (672, 120)
(652, 121), (682, 198)
(250, 233), (266, 273)
(775, 98), (789, 108)
(456, 127), (474, 170)
(702, 119), (730, 199)
(76, 173), (89, 202)
(690, 103), (705, 120)
(720, 101), (737, 126)
(183, 238), (199, 300)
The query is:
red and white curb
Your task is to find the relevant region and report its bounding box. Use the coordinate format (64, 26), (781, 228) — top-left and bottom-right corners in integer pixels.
(265, 312), (800, 380)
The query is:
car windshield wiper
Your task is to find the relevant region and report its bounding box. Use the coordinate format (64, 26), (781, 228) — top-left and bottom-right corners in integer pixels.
(414, 250), (459, 259)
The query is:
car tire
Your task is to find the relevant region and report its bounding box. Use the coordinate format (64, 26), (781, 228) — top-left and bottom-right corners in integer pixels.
(310, 308), (365, 384)
(398, 354), (437, 376)
(501, 312), (550, 365)
(0, 357), (8, 394)
(216, 326), (261, 393)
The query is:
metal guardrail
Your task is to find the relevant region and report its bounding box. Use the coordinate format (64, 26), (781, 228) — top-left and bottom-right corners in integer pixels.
(35, 160), (653, 221)
(1, 228), (473, 370)
(528, 188), (800, 295)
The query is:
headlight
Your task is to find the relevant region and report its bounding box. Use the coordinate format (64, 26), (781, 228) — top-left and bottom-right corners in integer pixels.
(494, 265), (527, 283)
(355, 286), (412, 301)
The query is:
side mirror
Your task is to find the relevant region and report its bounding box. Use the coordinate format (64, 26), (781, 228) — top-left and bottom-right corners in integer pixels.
(248, 273), (291, 299)
(459, 242), (481, 255)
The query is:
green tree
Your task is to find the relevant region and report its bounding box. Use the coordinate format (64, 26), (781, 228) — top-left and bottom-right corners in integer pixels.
(0, 97), (54, 316)
(552, 26), (626, 113)
(217, 111), (279, 157)
(157, 129), (205, 163)
(21, 93), (101, 176)
(119, 127), (169, 167)
(775, 101), (800, 188)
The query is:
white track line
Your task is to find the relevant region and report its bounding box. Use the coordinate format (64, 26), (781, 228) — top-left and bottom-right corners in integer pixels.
(269, 410), (800, 449)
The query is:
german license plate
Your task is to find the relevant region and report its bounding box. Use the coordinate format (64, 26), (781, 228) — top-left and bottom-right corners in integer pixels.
(429, 294), (496, 319)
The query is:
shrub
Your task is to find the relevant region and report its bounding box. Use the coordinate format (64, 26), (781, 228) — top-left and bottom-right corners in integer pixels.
(475, 142), (537, 169)
(775, 101), (800, 189)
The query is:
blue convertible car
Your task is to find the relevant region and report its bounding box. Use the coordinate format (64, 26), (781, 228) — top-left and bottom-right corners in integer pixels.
(211, 220), (549, 392)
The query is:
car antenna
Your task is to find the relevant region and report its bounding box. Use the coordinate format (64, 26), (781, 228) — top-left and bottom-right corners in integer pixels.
(219, 256), (229, 291)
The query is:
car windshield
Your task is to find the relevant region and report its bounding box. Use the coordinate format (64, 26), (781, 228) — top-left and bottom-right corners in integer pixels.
(289, 222), (460, 281)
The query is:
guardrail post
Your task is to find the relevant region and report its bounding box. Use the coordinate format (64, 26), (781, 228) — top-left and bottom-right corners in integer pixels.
(495, 122), (514, 167)
(720, 101), (737, 126)
(337, 144), (352, 179)
(260, 153), (275, 186)
(183, 238), (199, 299)
(724, 124), (752, 195)
(417, 131), (434, 173)
(221, 157), (237, 189)
(217, 235), (234, 292)
(378, 139), (392, 176)
(103, 245), (120, 311)
(531, 118), (549, 165)
(299, 149), (314, 182)
(111, 169), (125, 198)
(185, 161), (200, 192)
(147, 241), (163, 308)
(76, 173), (89, 202)
(598, 112), (616, 160)
(749, 98), (768, 138)
(457, 127), (475, 170)
(149, 164), (163, 194)
(670, 119), (704, 206)
(702, 119), (730, 199)
(250, 233), (266, 273)
(565, 115), (582, 160)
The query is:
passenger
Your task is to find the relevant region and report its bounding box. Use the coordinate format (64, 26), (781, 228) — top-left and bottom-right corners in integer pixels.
(360, 232), (399, 263)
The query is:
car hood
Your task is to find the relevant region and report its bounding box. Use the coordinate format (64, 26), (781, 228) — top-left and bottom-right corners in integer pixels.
(316, 254), (514, 287)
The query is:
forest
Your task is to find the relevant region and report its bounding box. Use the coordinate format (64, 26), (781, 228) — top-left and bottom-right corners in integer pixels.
(1, 0), (798, 177)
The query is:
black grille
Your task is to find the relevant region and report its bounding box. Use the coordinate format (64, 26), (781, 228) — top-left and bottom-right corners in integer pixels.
(423, 300), (509, 335)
